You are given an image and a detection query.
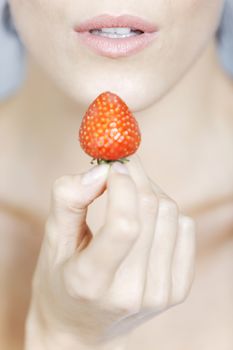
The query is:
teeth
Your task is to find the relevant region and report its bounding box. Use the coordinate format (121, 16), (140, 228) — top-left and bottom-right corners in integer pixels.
(100, 27), (131, 35)
(89, 27), (143, 38)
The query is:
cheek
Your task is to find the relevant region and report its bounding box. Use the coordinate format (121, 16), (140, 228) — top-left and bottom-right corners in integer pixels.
(145, 0), (225, 99)
(9, 1), (53, 46)
(168, 0), (225, 68)
(8, 0), (68, 72)
(172, 0), (224, 31)
(8, 0), (69, 47)
(173, 0), (223, 15)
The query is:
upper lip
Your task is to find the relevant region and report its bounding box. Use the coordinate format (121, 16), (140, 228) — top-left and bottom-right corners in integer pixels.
(74, 14), (158, 33)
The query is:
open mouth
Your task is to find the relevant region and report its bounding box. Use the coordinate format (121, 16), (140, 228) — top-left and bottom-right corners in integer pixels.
(74, 14), (158, 58)
(89, 27), (144, 39)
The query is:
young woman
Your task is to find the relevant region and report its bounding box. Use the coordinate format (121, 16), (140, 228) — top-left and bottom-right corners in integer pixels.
(0, 0), (232, 349)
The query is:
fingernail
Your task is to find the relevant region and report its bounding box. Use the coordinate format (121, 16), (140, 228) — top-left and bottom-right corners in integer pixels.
(110, 162), (129, 175)
(81, 164), (109, 185)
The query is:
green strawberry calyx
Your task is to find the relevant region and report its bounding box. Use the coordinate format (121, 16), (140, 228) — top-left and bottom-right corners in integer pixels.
(90, 158), (130, 165)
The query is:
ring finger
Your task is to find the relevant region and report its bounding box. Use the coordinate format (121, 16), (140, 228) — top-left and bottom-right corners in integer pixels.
(142, 191), (179, 313)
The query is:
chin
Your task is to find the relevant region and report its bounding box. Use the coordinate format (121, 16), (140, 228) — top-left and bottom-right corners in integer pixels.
(50, 67), (164, 114)
(68, 85), (159, 113)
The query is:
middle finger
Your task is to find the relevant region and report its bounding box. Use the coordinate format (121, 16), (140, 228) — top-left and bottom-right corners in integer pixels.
(106, 155), (159, 310)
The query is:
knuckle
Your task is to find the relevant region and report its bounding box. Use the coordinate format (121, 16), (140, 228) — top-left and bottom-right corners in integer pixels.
(179, 215), (196, 231)
(65, 280), (93, 301)
(62, 264), (80, 299)
(172, 286), (191, 306)
(52, 175), (72, 202)
(52, 175), (85, 209)
(174, 293), (188, 305)
(159, 295), (169, 311)
(76, 286), (101, 302)
(109, 173), (131, 190)
(171, 272), (194, 306)
(155, 294), (169, 311)
(111, 171), (131, 182)
(115, 217), (140, 240)
(144, 290), (169, 312)
(158, 197), (179, 218)
(63, 264), (100, 302)
(112, 299), (141, 316)
(140, 192), (158, 213)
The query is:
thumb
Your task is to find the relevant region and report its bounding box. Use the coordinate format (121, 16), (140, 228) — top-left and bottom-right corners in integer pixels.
(45, 164), (110, 263)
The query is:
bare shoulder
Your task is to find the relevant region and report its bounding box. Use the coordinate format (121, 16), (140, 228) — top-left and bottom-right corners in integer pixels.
(0, 203), (43, 267)
(0, 204), (42, 350)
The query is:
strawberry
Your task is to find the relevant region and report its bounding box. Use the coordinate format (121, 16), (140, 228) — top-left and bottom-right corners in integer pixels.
(78, 91), (141, 165)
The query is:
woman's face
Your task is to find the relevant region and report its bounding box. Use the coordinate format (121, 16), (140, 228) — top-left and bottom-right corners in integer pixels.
(9, 0), (224, 112)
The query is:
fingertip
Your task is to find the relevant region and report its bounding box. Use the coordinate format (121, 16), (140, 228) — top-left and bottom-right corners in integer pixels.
(81, 163), (110, 185)
(110, 161), (130, 175)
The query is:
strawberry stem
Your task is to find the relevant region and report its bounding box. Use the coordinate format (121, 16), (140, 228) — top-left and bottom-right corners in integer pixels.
(90, 158), (130, 165)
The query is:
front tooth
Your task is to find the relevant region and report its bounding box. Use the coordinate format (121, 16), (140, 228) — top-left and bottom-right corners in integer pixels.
(100, 27), (132, 35)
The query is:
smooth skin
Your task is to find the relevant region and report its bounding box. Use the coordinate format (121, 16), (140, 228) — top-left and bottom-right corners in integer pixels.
(25, 159), (195, 349)
(0, 0), (233, 349)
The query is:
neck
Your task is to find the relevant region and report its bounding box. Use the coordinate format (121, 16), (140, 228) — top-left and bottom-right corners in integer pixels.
(6, 37), (232, 184)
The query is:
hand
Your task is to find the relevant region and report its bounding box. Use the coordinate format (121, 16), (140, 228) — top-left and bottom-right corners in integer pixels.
(25, 155), (196, 349)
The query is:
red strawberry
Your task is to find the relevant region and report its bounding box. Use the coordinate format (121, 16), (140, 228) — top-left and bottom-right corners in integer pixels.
(78, 91), (141, 164)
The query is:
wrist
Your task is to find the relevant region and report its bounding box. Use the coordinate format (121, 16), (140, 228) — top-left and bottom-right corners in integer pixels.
(24, 301), (128, 350)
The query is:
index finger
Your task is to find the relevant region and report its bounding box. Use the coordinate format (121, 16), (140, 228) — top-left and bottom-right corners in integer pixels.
(67, 162), (141, 288)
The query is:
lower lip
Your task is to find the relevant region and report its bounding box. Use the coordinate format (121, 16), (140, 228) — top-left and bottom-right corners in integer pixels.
(75, 31), (158, 58)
